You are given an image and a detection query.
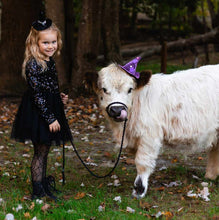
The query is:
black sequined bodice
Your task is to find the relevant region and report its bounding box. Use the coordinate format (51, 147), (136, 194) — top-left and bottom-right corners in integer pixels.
(25, 58), (60, 124)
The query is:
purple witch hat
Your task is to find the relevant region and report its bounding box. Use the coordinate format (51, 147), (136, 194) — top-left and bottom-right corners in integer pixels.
(119, 56), (141, 79)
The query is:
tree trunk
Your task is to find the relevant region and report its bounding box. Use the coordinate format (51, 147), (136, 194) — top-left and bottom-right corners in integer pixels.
(64, 0), (75, 86)
(201, 0), (209, 64)
(207, 0), (219, 51)
(207, 0), (219, 28)
(101, 0), (121, 63)
(131, 0), (138, 37)
(71, 0), (103, 97)
(0, 0), (40, 95)
(45, 0), (67, 87)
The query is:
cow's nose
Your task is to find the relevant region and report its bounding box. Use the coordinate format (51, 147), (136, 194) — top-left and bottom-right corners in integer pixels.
(106, 102), (128, 122)
(108, 106), (125, 118)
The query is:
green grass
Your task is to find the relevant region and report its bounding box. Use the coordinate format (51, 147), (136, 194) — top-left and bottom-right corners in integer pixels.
(0, 131), (218, 220)
(137, 61), (191, 74)
(1, 59), (219, 219)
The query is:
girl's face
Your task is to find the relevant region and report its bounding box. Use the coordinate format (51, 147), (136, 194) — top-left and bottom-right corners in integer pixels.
(38, 30), (58, 61)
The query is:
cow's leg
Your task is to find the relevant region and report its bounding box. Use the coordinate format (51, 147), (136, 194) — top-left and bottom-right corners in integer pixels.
(132, 141), (160, 198)
(205, 143), (219, 180)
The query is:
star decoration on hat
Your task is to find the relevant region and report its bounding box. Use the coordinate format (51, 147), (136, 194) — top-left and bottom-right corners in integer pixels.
(32, 11), (52, 31)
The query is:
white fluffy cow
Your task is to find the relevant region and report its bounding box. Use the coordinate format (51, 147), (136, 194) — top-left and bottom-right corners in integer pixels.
(85, 62), (219, 198)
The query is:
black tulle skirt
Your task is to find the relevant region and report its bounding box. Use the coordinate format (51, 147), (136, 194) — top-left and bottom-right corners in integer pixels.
(11, 90), (73, 146)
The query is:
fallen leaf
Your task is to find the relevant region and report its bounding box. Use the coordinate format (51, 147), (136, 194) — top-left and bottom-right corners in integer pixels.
(63, 195), (74, 200)
(104, 152), (111, 157)
(98, 202), (105, 212)
(163, 181), (182, 188)
(125, 158), (135, 165)
(198, 186), (210, 201)
(139, 200), (151, 210)
(41, 203), (50, 212)
(126, 206), (135, 213)
(74, 192), (86, 200)
(171, 158), (177, 163)
(152, 211), (162, 218)
(162, 211), (174, 219)
(177, 207), (184, 213)
(22, 195), (31, 201)
(155, 186), (165, 191)
(114, 179), (121, 187)
(36, 199), (43, 204)
(29, 202), (35, 210)
(5, 213), (15, 220)
(24, 212), (31, 218)
(97, 183), (103, 188)
(14, 204), (23, 212)
(143, 213), (152, 218)
(111, 175), (118, 179)
(113, 196), (121, 203)
(187, 190), (198, 199)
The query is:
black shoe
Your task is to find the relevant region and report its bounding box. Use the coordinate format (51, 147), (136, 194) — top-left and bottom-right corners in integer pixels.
(45, 175), (61, 194)
(42, 176), (58, 200)
(31, 181), (46, 200)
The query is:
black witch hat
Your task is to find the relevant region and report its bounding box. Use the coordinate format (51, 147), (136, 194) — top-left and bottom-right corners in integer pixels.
(32, 11), (52, 31)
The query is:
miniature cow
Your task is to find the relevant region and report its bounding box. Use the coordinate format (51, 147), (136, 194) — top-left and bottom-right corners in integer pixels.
(85, 61), (219, 198)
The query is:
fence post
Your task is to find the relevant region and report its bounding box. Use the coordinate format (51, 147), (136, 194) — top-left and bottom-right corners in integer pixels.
(161, 41), (167, 73)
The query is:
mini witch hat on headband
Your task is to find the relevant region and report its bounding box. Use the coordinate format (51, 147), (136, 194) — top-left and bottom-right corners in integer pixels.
(119, 56), (141, 79)
(32, 11), (52, 31)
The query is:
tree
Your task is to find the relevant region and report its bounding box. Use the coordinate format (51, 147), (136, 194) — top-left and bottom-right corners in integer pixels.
(101, 0), (121, 63)
(207, 0), (219, 50)
(207, 0), (219, 28)
(71, 0), (103, 96)
(45, 0), (67, 86)
(0, 0), (40, 94)
(64, 0), (76, 86)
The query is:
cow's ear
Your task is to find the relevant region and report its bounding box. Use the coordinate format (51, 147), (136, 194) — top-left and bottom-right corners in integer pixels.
(136, 70), (152, 89)
(84, 72), (99, 93)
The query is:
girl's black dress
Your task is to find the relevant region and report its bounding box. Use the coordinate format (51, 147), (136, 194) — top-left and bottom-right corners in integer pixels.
(11, 58), (72, 146)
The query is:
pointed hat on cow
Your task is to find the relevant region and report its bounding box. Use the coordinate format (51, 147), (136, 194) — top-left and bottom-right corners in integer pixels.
(119, 56), (141, 79)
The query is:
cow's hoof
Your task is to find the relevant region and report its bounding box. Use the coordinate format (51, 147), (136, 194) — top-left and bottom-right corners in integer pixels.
(132, 177), (146, 199)
(205, 172), (217, 180)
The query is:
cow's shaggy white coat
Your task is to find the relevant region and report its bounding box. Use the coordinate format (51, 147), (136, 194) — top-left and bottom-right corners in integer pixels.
(86, 63), (219, 198)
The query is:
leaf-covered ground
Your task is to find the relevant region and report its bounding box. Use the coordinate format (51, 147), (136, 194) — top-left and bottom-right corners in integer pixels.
(0, 95), (218, 220)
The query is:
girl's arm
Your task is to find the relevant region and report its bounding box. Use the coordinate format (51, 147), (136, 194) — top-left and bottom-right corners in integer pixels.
(25, 60), (56, 125)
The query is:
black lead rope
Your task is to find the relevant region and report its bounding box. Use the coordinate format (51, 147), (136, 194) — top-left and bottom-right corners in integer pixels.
(62, 143), (65, 185)
(62, 118), (127, 181)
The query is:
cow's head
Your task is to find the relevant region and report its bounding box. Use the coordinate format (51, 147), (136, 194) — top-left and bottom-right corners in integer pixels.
(85, 63), (151, 122)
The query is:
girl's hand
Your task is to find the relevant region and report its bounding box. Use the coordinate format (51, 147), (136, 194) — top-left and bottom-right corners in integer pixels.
(49, 120), (60, 132)
(60, 92), (68, 105)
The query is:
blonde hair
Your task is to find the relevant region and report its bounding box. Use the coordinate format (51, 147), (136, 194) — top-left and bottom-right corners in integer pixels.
(22, 23), (62, 78)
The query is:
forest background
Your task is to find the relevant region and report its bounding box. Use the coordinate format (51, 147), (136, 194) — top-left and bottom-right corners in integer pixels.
(0, 0), (219, 97)
(0, 1), (219, 219)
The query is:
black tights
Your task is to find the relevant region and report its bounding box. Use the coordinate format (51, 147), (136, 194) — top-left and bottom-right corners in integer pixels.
(31, 143), (51, 182)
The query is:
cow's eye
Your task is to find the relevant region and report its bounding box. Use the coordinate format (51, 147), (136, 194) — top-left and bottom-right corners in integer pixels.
(128, 88), (133, 94)
(102, 88), (107, 93)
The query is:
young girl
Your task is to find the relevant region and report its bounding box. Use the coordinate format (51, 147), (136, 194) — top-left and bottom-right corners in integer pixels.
(11, 17), (72, 200)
